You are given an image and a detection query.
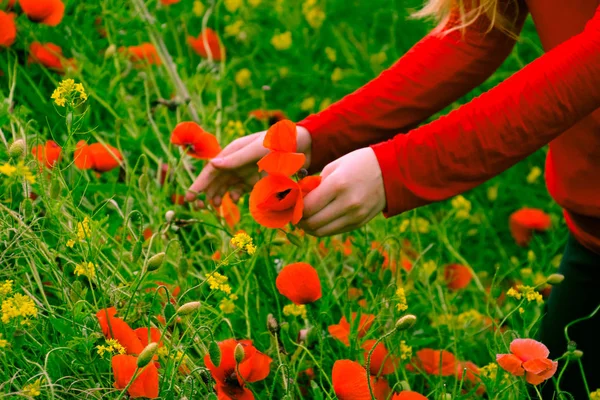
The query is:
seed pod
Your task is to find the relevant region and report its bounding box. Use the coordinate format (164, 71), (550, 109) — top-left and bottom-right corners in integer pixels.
(137, 342), (158, 368)
(570, 350), (584, 359)
(546, 273), (565, 285)
(164, 303), (176, 324)
(50, 178), (61, 199)
(131, 241), (143, 263)
(138, 174), (149, 191)
(234, 343), (245, 364)
(177, 301), (201, 316)
(165, 210), (175, 223)
(9, 139), (25, 158)
(208, 341), (221, 367)
(286, 232), (303, 247)
(395, 314), (417, 331)
(146, 252), (165, 271)
(105, 44), (117, 58)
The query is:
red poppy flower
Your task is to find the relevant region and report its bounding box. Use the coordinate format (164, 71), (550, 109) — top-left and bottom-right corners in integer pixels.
(31, 140), (62, 169)
(20, 0), (65, 26)
(458, 361), (484, 395)
(215, 193), (240, 229)
(257, 120), (305, 176)
(0, 11), (16, 48)
(121, 43), (162, 66)
(188, 28), (224, 61)
(276, 262), (322, 305)
(348, 288), (363, 300)
(509, 208), (551, 246)
(248, 110), (287, 125)
(496, 338), (558, 385)
(112, 354), (159, 399)
(362, 340), (397, 376)
(443, 264), (472, 290)
(96, 308), (144, 355)
(204, 339), (272, 400)
(391, 392), (428, 400)
(332, 360), (389, 400)
(74, 141), (123, 173)
(160, 0), (180, 4)
(413, 349), (459, 376)
(28, 42), (75, 73)
(170, 121), (221, 159)
(328, 313), (375, 346)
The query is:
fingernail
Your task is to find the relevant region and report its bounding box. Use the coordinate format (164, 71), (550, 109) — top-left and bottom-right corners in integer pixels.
(211, 158), (224, 166)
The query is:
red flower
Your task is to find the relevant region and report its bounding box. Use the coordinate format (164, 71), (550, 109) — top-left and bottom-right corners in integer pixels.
(96, 308), (144, 355)
(257, 120), (306, 177)
(74, 141), (123, 173)
(458, 361), (485, 395)
(188, 29), (224, 61)
(0, 11), (16, 48)
(20, 0), (65, 26)
(328, 313), (375, 346)
(496, 338), (558, 385)
(248, 110), (287, 125)
(413, 349), (459, 376)
(32, 140), (62, 169)
(112, 354), (159, 398)
(276, 262), (322, 304)
(509, 208), (551, 246)
(391, 392), (428, 400)
(170, 121), (221, 159)
(28, 42), (75, 73)
(443, 264), (472, 290)
(204, 339), (272, 400)
(215, 193), (240, 229)
(362, 340), (397, 376)
(121, 43), (162, 66)
(332, 360), (389, 400)
(160, 0), (180, 4)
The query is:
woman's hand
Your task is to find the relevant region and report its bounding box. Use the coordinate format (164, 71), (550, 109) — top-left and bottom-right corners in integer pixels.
(186, 126), (312, 207)
(299, 147), (386, 237)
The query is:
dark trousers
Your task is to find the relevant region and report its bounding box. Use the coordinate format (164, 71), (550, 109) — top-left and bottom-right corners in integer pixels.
(540, 234), (600, 399)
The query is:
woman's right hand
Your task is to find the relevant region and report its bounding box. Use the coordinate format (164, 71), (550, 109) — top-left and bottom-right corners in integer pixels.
(186, 125), (312, 207)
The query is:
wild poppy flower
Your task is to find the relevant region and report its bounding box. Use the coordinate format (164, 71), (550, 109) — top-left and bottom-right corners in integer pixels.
(332, 360), (389, 400)
(444, 264), (472, 290)
(96, 308), (144, 355)
(391, 392), (428, 400)
(188, 28), (224, 61)
(257, 120), (305, 177)
(362, 340), (397, 376)
(112, 354), (159, 398)
(458, 361), (484, 395)
(215, 193), (240, 229)
(412, 349), (458, 376)
(328, 313), (375, 346)
(509, 208), (551, 246)
(0, 11), (16, 48)
(204, 338), (272, 400)
(31, 140), (62, 169)
(134, 327), (162, 348)
(160, 0), (180, 4)
(28, 42), (75, 73)
(496, 338), (558, 385)
(170, 121), (221, 159)
(74, 141), (123, 173)
(276, 262), (322, 305)
(20, 0), (65, 26)
(248, 110), (287, 125)
(121, 43), (162, 66)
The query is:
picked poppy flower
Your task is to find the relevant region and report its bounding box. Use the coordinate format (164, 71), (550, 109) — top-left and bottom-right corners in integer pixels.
(509, 208), (551, 246)
(74, 141), (123, 173)
(188, 28), (224, 61)
(28, 42), (75, 73)
(121, 43), (162, 66)
(96, 308), (144, 355)
(20, 0), (65, 26)
(204, 338), (272, 400)
(444, 264), (472, 290)
(170, 121), (221, 159)
(412, 349), (458, 376)
(257, 120), (305, 176)
(0, 11), (16, 48)
(276, 262), (322, 305)
(391, 392), (428, 400)
(496, 338), (558, 385)
(32, 140), (62, 169)
(248, 109), (287, 125)
(328, 313), (375, 346)
(362, 340), (398, 376)
(112, 354), (159, 399)
(332, 360), (388, 400)
(214, 192), (240, 230)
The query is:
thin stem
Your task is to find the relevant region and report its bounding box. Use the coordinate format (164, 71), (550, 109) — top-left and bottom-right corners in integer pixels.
(366, 329), (396, 400)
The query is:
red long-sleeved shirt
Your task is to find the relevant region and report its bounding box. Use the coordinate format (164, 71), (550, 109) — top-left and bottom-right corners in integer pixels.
(299, 0), (600, 254)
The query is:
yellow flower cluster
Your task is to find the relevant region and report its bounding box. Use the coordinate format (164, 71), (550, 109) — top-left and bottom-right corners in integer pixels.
(225, 20), (244, 38)
(1, 293), (38, 324)
(22, 379), (42, 397)
(451, 195), (472, 220)
(302, 0), (326, 29)
(590, 389), (600, 400)
(507, 285), (544, 305)
(231, 232), (256, 255)
(74, 262), (96, 279)
(271, 32), (292, 51)
(67, 216), (92, 248)
(300, 97), (316, 111)
(0, 280), (13, 296)
(97, 339), (127, 357)
(220, 294), (238, 314)
(0, 333), (8, 348)
(0, 161), (36, 184)
(487, 184), (499, 201)
(247, 0), (261, 6)
(235, 69), (252, 88)
(370, 52), (387, 66)
(225, 120), (245, 137)
(51, 79), (87, 107)
(526, 166), (542, 184)
(480, 362), (498, 380)
(207, 272), (232, 294)
(431, 309), (488, 329)
(325, 47), (336, 62)
(224, 0), (242, 12)
(399, 217), (430, 234)
(399, 340), (412, 361)
(193, 0), (205, 16)
(396, 287), (408, 312)
(331, 68), (343, 82)
(283, 304), (307, 318)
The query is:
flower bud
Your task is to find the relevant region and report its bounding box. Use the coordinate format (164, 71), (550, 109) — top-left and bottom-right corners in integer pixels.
(234, 343), (245, 364)
(146, 252), (165, 271)
(208, 341), (221, 367)
(267, 313), (280, 334)
(105, 44), (117, 58)
(138, 174), (149, 191)
(286, 232), (303, 247)
(176, 301), (201, 316)
(137, 342), (158, 368)
(567, 341), (577, 352)
(9, 139), (25, 158)
(165, 210), (175, 223)
(395, 314), (417, 331)
(546, 273), (565, 285)
(570, 350), (584, 359)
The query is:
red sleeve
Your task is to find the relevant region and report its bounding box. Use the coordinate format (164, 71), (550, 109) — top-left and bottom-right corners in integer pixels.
(371, 4), (600, 216)
(298, 3), (527, 173)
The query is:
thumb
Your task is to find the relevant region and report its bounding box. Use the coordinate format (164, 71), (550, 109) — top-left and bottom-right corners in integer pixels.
(211, 141), (266, 170)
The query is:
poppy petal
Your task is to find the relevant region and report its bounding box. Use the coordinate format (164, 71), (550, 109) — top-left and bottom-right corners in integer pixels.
(332, 360), (372, 400)
(276, 262), (322, 305)
(299, 176), (322, 195)
(509, 338), (550, 362)
(257, 151), (306, 176)
(216, 193), (241, 229)
(362, 340), (398, 376)
(249, 175), (302, 229)
(263, 120), (297, 153)
(391, 391), (429, 400)
(496, 354), (525, 376)
(241, 350), (272, 383)
(443, 264), (472, 290)
(509, 208), (551, 246)
(112, 354), (159, 398)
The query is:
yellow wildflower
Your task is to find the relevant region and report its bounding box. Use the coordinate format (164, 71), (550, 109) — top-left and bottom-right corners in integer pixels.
(225, 20), (244, 38)
(551, 254), (562, 268)
(451, 195), (471, 219)
(414, 217), (430, 233)
(66, 239), (76, 248)
(248, 0), (261, 6)
(224, 0), (242, 12)
(527, 250), (536, 262)
(0, 280), (13, 296)
(370, 51), (387, 65)
(325, 47), (337, 62)
(396, 287), (408, 312)
(487, 184), (499, 201)
(271, 32), (292, 50)
(279, 67), (289, 78)
(399, 340), (412, 360)
(520, 267), (533, 278)
(283, 303), (307, 318)
(519, 307), (525, 314)
(207, 272), (232, 294)
(225, 120), (245, 137)
(304, 7), (325, 28)
(22, 379), (42, 397)
(193, 0), (205, 16)
(0, 333), (8, 348)
(231, 233), (256, 255)
(74, 262), (96, 279)
(506, 287), (522, 300)
(399, 219), (410, 233)
(480, 362), (498, 380)
(319, 98), (331, 111)
(590, 389), (600, 400)
(0, 163), (17, 177)
(1, 293), (38, 324)
(331, 68), (344, 82)
(235, 68), (252, 88)
(51, 79), (87, 107)
(526, 166), (542, 184)
(76, 216), (92, 241)
(158, 346), (169, 357)
(220, 295), (237, 314)
(300, 97), (316, 111)
(420, 260), (437, 281)
(97, 338), (126, 357)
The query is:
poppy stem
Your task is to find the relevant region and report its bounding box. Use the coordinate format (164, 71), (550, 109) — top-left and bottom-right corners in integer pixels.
(365, 329), (396, 400)
(116, 367), (140, 400)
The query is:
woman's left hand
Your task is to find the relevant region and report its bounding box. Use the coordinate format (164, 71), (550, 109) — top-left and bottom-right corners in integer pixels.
(299, 147), (386, 237)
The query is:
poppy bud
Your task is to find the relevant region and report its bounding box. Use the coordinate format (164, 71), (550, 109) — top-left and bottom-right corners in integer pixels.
(567, 341), (577, 352)
(137, 342), (159, 368)
(286, 232), (303, 247)
(164, 302), (176, 323)
(138, 174), (149, 191)
(165, 210), (175, 223)
(570, 350), (583, 359)
(146, 252), (165, 271)
(546, 273), (564, 285)
(234, 343), (245, 364)
(131, 241), (143, 263)
(395, 314), (417, 331)
(20, 198), (33, 220)
(50, 178), (61, 199)
(105, 44), (117, 58)
(365, 249), (381, 268)
(208, 341), (221, 367)
(177, 301), (201, 316)
(9, 139), (25, 158)
(267, 313), (280, 334)
(398, 381), (411, 391)
(442, 395), (452, 400)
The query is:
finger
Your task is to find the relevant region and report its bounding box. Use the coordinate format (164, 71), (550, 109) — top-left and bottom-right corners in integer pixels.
(219, 132), (262, 157)
(186, 163), (220, 201)
(211, 137), (266, 170)
(309, 215), (361, 238)
(298, 199), (347, 232)
(214, 178), (243, 206)
(302, 175), (339, 218)
(206, 176), (237, 206)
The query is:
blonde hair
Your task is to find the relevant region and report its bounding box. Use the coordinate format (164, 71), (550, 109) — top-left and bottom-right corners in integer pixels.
(414, 0), (520, 36)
